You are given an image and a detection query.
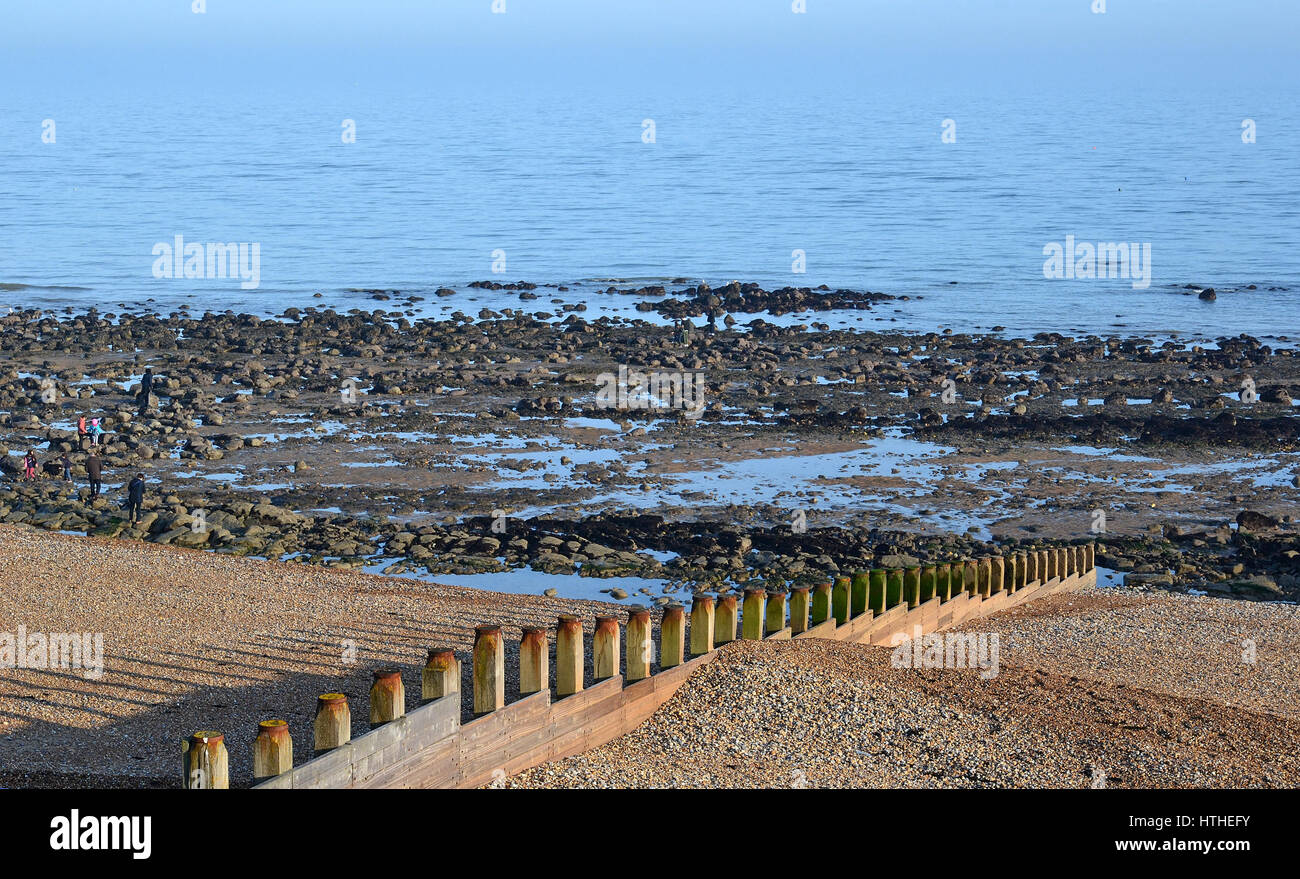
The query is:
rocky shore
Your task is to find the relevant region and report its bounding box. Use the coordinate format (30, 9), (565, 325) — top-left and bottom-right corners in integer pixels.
(0, 284), (1296, 605)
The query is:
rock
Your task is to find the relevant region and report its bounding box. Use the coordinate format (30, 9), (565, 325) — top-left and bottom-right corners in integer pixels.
(1198, 288), (1216, 301)
(1237, 510), (1279, 532)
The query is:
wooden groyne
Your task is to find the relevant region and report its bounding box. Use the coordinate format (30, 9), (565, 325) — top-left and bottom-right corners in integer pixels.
(180, 543), (1097, 789)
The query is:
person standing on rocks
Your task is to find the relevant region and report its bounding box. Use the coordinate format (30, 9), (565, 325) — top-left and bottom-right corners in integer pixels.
(137, 368), (156, 415)
(126, 473), (145, 523)
(23, 451), (37, 481)
(89, 418), (104, 445)
(86, 450), (102, 497)
(60, 451), (72, 482)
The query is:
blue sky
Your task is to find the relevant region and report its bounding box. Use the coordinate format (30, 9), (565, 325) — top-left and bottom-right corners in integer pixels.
(6, 1), (1297, 52)
(2, 1), (1296, 92)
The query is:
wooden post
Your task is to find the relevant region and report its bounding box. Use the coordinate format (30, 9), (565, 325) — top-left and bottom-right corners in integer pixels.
(253, 719), (293, 781)
(519, 627), (548, 696)
(626, 606), (653, 681)
(593, 615), (620, 682)
(661, 603), (686, 669)
(990, 556), (1005, 594)
(742, 588), (767, 639)
(369, 668), (405, 727)
(920, 566), (936, 603)
(556, 614), (584, 696)
(183, 731), (228, 790)
(690, 594), (716, 656)
(422, 648), (459, 703)
(313, 693), (350, 755)
(869, 568), (887, 613)
(715, 593), (739, 645)
(1041, 549), (1053, 581)
(789, 586), (811, 634)
(765, 590), (788, 634)
(976, 558), (992, 597)
(472, 625), (505, 715)
(1025, 550), (1038, 584)
(934, 563), (951, 601)
(903, 567), (921, 608)
(964, 560), (978, 595)
(831, 576), (851, 624)
(886, 569), (904, 609)
(1087, 542), (1096, 571)
(850, 571), (869, 617)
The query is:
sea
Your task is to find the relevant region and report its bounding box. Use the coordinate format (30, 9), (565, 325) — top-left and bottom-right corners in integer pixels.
(2, 53), (1298, 342)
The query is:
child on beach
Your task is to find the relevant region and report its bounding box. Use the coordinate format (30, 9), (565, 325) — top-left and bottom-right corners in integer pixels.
(89, 418), (104, 445)
(61, 452), (72, 481)
(23, 451), (37, 481)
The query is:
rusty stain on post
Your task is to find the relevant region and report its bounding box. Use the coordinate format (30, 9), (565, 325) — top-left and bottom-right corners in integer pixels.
(471, 625), (506, 715)
(556, 614), (584, 696)
(422, 647), (459, 703)
(313, 693), (351, 755)
(714, 593), (739, 645)
(690, 594), (716, 657)
(625, 606), (653, 681)
(593, 615), (620, 682)
(661, 604), (686, 669)
(183, 730), (229, 790)
(519, 627), (548, 696)
(252, 719), (293, 780)
(369, 668), (405, 727)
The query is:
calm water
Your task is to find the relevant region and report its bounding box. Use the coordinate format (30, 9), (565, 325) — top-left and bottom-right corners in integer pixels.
(2, 80), (1297, 339)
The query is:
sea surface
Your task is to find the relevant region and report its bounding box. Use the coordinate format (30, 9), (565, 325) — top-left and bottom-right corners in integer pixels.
(2, 77), (1298, 340)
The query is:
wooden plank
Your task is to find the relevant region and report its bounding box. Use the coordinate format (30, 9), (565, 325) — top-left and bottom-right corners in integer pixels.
(794, 617), (837, 639)
(274, 561), (1080, 789)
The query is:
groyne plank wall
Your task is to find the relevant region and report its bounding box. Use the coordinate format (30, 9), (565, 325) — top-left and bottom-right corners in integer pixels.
(242, 545), (1097, 789)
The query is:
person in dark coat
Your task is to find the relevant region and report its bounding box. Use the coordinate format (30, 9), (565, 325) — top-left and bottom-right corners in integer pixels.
(127, 473), (145, 523)
(60, 452), (72, 481)
(138, 368), (156, 415)
(86, 451), (102, 497)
